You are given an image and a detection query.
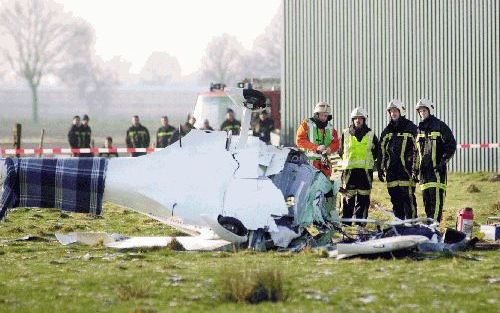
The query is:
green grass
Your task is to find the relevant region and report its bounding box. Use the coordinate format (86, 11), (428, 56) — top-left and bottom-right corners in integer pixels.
(0, 173), (499, 312)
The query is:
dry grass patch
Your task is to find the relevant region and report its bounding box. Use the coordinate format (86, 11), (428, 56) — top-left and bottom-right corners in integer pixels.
(219, 267), (288, 304)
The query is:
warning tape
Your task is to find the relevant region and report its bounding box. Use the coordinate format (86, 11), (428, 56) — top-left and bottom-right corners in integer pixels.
(0, 147), (160, 156)
(0, 144), (498, 156)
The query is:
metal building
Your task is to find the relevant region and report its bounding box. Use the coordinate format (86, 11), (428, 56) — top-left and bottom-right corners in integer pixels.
(281, 0), (499, 172)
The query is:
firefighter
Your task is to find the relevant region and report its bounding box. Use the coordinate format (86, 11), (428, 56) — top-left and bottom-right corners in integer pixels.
(126, 115), (150, 157)
(378, 99), (418, 220)
(296, 101), (340, 178)
(67, 115), (81, 157)
(170, 122), (192, 144)
(414, 99), (456, 223)
(79, 114), (93, 157)
(253, 110), (275, 144)
(156, 116), (175, 148)
(339, 107), (379, 224)
(220, 109), (241, 135)
(200, 119), (214, 131)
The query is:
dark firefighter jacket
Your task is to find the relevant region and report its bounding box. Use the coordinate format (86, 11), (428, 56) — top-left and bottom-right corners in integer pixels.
(416, 115), (456, 188)
(79, 125), (92, 148)
(156, 125), (176, 148)
(220, 119), (241, 135)
(68, 125), (81, 148)
(378, 117), (418, 186)
(126, 124), (150, 148)
(339, 124), (379, 192)
(253, 117), (275, 144)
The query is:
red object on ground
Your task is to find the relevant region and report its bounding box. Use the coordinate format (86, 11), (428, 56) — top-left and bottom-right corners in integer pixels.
(456, 207), (474, 238)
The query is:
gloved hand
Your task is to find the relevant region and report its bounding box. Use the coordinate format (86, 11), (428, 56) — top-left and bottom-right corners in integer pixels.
(378, 171), (385, 182)
(316, 145), (326, 153)
(435, 160), (447, 172)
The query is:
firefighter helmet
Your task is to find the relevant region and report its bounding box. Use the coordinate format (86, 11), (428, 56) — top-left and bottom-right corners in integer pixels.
(350, 107), (368, 119)
(313, 101), (331, 114)
(415, 98), (435, 114)
(386, 99), (406, 116)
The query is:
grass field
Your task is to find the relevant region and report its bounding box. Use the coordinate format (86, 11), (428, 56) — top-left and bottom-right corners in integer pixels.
(0, 173), (499, 312)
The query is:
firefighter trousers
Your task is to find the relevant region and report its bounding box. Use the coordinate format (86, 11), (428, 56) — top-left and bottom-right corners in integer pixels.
(422, 187), (446, 222)
(387, 186), (417, 220)
(341, 191), (370, 225)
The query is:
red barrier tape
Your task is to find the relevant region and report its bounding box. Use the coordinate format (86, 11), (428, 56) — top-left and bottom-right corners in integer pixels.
(0, 144), (498, 156)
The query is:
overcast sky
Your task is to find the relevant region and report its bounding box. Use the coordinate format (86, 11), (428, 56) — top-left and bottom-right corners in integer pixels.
(56, 0), (282, 76)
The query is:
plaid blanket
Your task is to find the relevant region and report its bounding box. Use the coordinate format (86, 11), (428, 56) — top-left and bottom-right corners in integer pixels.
(0, 157), (107, 220)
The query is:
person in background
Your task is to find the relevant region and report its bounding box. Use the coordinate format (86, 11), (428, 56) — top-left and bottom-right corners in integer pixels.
(339, 107), (379, 225)
(68, 115), (81, 157)
(200, 119), (214, 131)
(126, 115), (150, 157)
(79, 114), (93, 157)
(378, 99), (418, 220)
(156, 116), (175, 148)
(220, 108), (241, 135)
(170, 122), (193, 144)
(99, 136), (118, 158)
(253, 110), (275, 144)
(414, 98), (456, 223)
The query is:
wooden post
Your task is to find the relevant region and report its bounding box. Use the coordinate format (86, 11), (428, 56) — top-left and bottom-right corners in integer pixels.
(39, 129), (45, 157)
(12, 123), (21, 157)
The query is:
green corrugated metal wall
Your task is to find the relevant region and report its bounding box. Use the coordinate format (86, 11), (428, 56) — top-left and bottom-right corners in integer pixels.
(282, 0), (499, 172)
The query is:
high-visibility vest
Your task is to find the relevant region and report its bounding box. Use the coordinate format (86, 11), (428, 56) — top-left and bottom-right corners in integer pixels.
(304, 119), (333, 160)
(340, 128), (374, 170)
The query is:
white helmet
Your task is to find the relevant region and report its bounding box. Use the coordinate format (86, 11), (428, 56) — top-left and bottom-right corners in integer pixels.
(350, 107), (368, 119)
(386, 99), (406, 116)
(415, 98), (435, 114)
(313, 101), (331, 114)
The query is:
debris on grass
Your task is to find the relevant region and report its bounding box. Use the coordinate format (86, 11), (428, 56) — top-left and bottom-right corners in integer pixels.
(359, 294), (376, 304)
(466, 184), (480, 193)
(488, 174), (500, 182)
(115, 283), (150, 301)
(219, 267), (287, 304)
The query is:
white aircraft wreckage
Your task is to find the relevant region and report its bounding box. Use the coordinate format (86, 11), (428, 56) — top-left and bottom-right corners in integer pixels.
(0, 88), (473, 257)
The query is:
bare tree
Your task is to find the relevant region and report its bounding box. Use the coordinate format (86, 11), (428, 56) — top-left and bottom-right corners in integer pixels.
(140, 51), (181, 86)
(200, 33), (245, 85)
(58, 21), (118, 115)
(0, 0), (81, 122)
(248, 5), (283, 78)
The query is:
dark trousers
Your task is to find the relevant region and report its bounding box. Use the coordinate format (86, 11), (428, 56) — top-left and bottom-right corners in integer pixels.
(422, 187), (446, 222)
(341, 192), (370, 224)
(388, 186), (417, 220)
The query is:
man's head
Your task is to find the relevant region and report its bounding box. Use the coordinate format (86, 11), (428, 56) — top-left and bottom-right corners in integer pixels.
(417, 107), (430, 120)
(132, 115), (140, 126)
(161, 116), (169, 127)
(226, 109), (235, 121)
(72, 115), (81, 126)
(104, 136), (113, 148)
(313, 101), (332, 123)
(188, 116), (196, 126)
(203, 119), (210, 128)
(350, 107), (367, 128)
(415, 98), (434, 121)
(386, 99), (405, 121)
(82, 114), (89, 126)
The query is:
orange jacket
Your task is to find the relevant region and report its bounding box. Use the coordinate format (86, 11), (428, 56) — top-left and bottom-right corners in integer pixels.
(296, 119), (340, 153)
